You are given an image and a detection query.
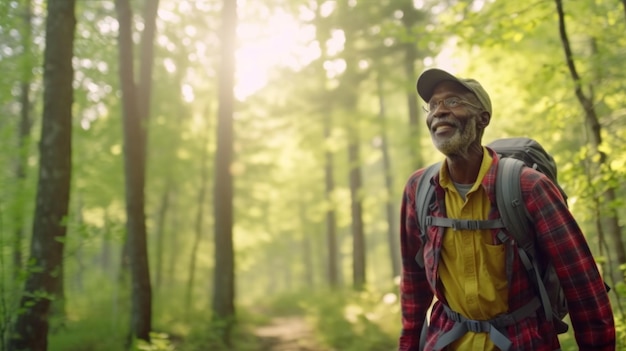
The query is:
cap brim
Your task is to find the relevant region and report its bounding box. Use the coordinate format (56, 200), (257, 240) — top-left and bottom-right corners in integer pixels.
(416, 68), (463, 102)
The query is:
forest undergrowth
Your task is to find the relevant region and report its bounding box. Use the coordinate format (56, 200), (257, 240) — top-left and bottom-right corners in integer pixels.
(177, 289), (400, 351)
(45, 285), (400, 351)
(45, 284), (626, 351)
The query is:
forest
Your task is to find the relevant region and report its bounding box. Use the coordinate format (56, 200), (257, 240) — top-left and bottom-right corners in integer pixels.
(1, 0), (625, 350)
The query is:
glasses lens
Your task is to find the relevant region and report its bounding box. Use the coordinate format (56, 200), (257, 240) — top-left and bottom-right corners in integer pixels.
(445, 98), (459, 108)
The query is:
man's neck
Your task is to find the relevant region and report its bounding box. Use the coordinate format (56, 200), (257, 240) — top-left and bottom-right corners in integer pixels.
(445, 145), (484, 184)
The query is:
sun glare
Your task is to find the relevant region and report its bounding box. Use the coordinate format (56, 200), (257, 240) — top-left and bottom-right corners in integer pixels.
(235, 6), (320, 100)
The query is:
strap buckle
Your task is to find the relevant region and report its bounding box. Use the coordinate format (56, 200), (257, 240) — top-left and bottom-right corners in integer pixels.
(466, 320), (489, 333)
(451, 220), (479, 230)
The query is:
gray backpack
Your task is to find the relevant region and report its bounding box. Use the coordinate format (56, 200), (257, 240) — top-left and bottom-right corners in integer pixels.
(414, 138), (569, 350)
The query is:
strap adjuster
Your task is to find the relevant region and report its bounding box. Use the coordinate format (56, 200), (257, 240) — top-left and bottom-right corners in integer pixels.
(447, 310), (462, 322)
(466, 320), (488, 333)
(466, 220), (480, 230)
(451, 220), (479, 230)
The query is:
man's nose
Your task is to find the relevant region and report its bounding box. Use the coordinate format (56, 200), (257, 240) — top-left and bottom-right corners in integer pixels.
(431, 102), (451, 116)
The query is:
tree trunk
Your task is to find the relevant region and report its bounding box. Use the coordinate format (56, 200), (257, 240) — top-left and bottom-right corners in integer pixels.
(100, 208), (113, 274)
(337, 26), (366, 291)
(12, 0), (34, 281)
(114, 0), (160, 342)
(323, 119), (339, 287)
(299, 201), (315, 289)
(7, 0), (75, 348)
(212, 0), (237, 345)
(401, 1), (423, 169)
(311, 2), (340, 289)
(138, 0), (159, 120)
(348, 130), (366, 291)
(153, 184), (170, 292)
(72, 197), (85, 293)
(338, 5), (367, 291)
(166, 193), (180, 285)
(376, 74), (401, 279)
(186, 128), (210, 313)
(554, 0), (626, 279)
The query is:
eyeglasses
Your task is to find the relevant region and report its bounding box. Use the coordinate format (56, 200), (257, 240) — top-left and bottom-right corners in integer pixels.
(422, 97), (482, 114)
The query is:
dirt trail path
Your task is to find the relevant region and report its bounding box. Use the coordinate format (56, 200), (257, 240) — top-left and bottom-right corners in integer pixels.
(253, 316), (328, 351)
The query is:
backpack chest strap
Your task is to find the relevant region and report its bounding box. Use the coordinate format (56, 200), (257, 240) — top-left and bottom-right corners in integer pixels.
(426, 216), (505, 231)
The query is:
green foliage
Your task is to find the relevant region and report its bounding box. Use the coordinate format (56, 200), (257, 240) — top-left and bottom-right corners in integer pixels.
(48, 314), (128, 351)
(2, 0), (626, 350)
(179, 311), (265, 351)
(616, 315), (626, 350)
(133, 333), (176, 351)
(47, 270), (131, 351)
(307, 291), (397, 351)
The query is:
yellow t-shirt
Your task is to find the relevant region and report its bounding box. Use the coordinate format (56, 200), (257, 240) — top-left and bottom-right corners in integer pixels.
(438, 149), (508, 350)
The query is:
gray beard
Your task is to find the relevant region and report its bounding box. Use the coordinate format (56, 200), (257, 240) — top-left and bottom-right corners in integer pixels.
(432, 117), (478, 158)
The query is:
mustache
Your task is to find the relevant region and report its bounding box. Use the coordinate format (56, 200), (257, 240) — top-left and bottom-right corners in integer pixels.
(430, 119), (460, 131)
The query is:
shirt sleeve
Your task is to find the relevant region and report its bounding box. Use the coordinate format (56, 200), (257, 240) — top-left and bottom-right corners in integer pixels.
(398, 172), (434, 351)
(523, 169), (615, 350)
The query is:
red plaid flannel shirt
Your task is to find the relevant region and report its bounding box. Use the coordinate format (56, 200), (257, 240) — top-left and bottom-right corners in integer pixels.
(398, 148), (615, 350)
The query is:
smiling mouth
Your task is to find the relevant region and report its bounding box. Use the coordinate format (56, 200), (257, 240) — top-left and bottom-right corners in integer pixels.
(432, 123), (456, 133)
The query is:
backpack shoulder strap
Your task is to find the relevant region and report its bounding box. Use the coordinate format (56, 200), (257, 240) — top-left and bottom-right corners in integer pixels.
(414, 163), (440, 351)
(414, 162), (440, 267)
(496, 157), (555, 324)
(495, 157), (533, 253)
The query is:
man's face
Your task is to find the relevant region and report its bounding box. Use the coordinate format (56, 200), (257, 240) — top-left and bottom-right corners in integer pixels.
(425, 81), (483, 157)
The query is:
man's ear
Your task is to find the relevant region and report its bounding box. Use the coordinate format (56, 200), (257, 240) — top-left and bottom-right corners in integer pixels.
(478, 111), (491, 128)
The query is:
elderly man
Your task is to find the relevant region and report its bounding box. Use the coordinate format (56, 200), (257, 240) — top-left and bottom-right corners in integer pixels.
(398, 68), (615, 350)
